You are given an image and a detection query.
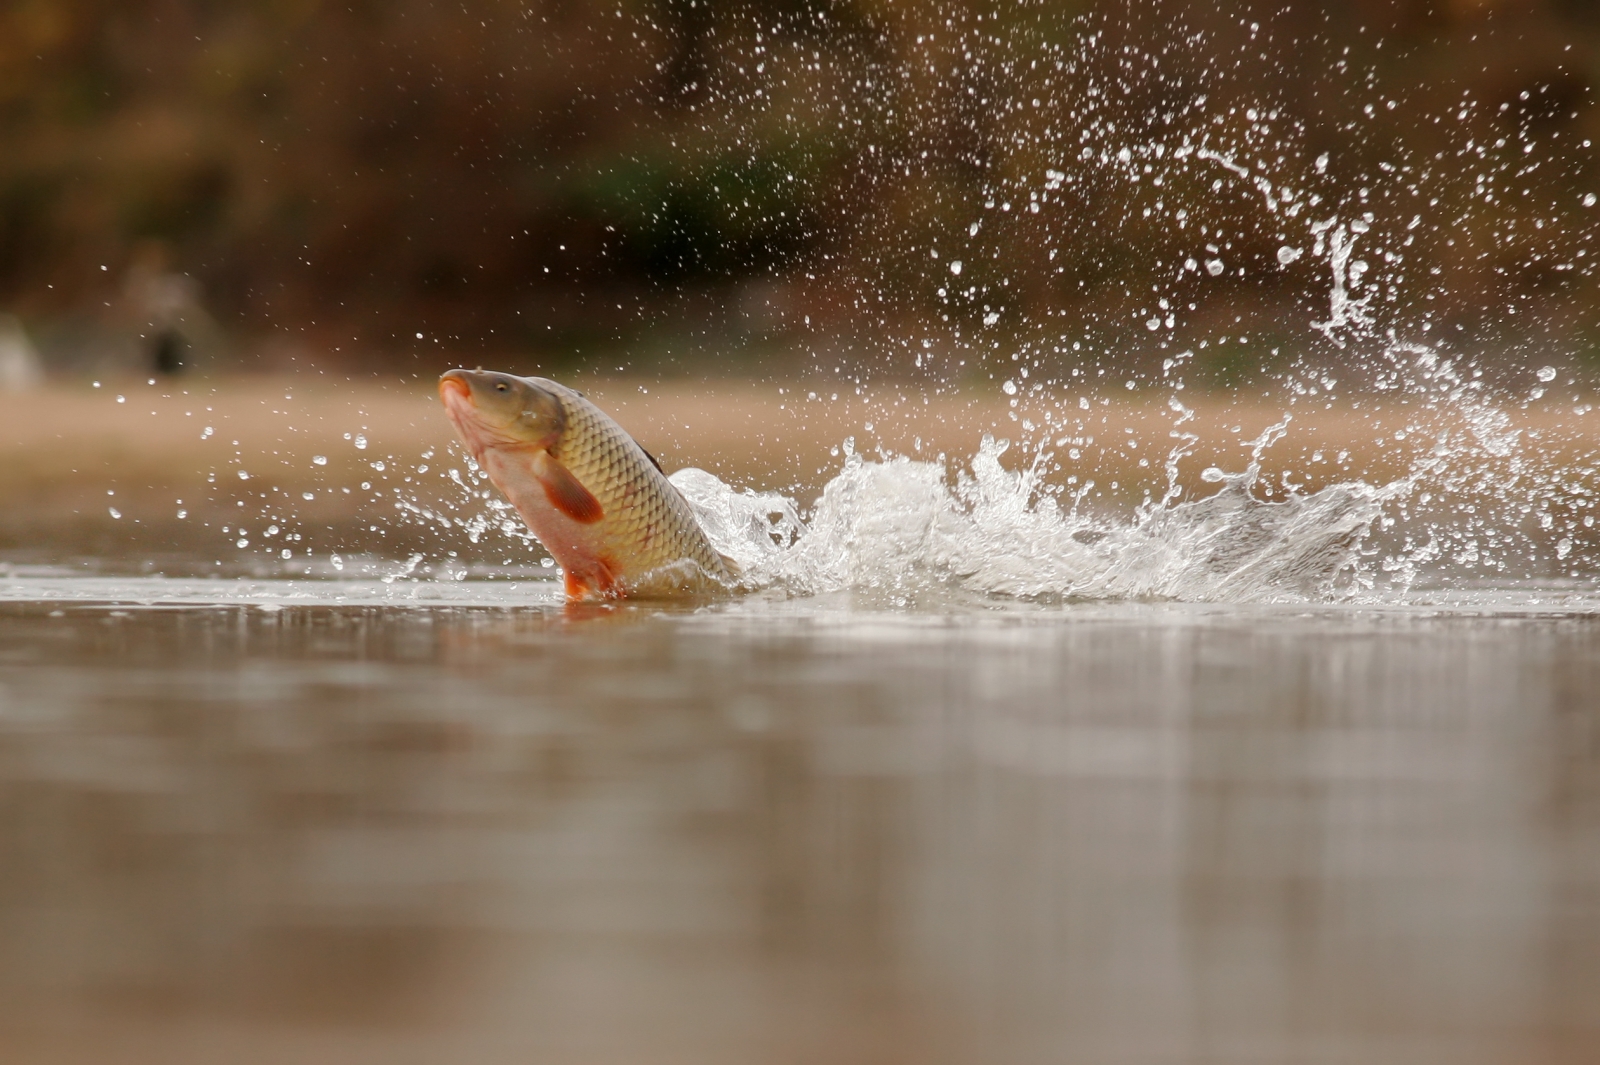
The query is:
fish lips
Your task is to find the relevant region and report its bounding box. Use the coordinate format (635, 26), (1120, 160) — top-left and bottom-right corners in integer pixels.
(438, 368), (475, 402)
(438, 369), (505, 459)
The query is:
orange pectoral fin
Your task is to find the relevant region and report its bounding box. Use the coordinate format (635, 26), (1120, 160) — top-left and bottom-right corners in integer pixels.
(533, 452), (604, 524)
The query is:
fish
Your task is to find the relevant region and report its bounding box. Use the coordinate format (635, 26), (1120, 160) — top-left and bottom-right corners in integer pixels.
(437, 368), (739, 599)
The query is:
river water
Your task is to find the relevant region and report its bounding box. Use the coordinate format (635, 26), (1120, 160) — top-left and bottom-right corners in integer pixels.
(1, 574), (1597, 1064)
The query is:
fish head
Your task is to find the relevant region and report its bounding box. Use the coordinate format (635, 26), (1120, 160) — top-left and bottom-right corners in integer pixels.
(438, 369), (565, 455)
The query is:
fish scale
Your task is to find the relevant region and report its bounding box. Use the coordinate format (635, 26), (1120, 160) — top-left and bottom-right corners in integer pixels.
(540, 379), (732, 588)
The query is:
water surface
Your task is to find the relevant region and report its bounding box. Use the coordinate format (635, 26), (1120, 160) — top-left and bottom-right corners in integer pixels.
(1, 576), (1597, 1064)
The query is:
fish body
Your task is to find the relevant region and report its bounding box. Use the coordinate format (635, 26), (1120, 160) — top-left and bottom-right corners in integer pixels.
(438, 369), (736, 599)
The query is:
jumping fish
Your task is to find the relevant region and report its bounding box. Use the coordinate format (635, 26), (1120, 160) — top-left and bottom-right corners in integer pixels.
(437, 369), (738, 599)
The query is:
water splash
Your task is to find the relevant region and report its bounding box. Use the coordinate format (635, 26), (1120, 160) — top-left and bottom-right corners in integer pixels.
(194, 20), (1600, 601)
(671, 435), (1398, 604)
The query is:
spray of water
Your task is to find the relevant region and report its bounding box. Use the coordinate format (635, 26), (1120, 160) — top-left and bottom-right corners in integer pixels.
(199, 17), (1600, 602)
(615, 23), (1599, 605)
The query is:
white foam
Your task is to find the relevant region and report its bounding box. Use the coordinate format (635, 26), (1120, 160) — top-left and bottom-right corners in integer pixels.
(672, 436), (1399, 604)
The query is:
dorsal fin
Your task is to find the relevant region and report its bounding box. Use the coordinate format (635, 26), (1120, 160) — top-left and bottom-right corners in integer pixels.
(638, 444), (665, 475)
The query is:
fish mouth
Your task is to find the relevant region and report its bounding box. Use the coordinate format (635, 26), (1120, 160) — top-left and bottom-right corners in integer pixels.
(438, 369), (474, 404)
(438, 369), (490, 460)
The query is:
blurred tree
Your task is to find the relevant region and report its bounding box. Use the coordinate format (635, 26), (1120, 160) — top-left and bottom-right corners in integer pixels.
(0, 0), (1595, 376)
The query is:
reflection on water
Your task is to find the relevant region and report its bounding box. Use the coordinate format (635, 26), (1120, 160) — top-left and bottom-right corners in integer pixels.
(1, 583), (1598, 1063)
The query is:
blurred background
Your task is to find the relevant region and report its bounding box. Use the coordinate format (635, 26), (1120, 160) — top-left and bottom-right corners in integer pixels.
(2, 0), (1599, 386)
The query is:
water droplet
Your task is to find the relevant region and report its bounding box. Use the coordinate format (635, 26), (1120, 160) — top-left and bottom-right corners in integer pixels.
(949, 260), (963, 275)
(238, 470), (250, 480)
(330, 554), (344, 571)
(1585, 193), (1597, 207)
(1277, 245), (1303, 265)
(1537, 366), (1557, 382)
(108, 507), (121, 519)
(312, 455), (328, 466)
(1205, 259), (1225, 276)
(1002, 380), (1018, 396)
(354, 434), (368, 450)
(236, 538), (249, 548)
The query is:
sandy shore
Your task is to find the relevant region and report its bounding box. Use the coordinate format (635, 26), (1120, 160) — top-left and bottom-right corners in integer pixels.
(0, 374), (1592, 564)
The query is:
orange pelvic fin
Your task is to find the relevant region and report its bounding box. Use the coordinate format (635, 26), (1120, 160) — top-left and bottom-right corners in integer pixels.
(534, 452), (603, 524)
(563, 558), (622, 600)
